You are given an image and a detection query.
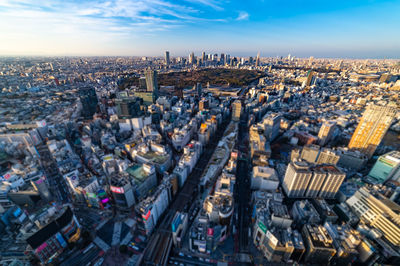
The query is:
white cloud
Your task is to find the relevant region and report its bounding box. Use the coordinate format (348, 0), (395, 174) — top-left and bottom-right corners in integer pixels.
(0, 0), (229, 55)
(236, 11), (249, 21)
(185, 0), (224, 11)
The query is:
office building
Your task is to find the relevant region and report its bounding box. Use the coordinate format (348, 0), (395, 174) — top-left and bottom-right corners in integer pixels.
(317, 165), (346, 198)
(136, 181), (172, 235)
(232, 100), (241, 122)
(165, 51), (170, 66)
(291, 200), (321, 225)
(259, 229), (294, 262)
(346, 187), (400, 247)
(126, 163), (157, 200)
(262, 113), (281, 141)
(302, 224), (336, 264)
(78, 87), (98, 119)
(300, 144), (320, 164)
(283, 161), (345, 199)
(290, 230), (306, 262)
(255, 52), (260, 67)
(115, 95), (143, 119)
(196, 82), (202, 97)
(220, 53), (225, 65)
(251, 166), (279, 191)
(282, 161), (312, 198)
(31, 175), (52, 202)
(348, 104), (397, 158)
(25, 206), (80, 264)
(368, 151), (400, 183)
(312, 199), (338, 223)
(304, 70), (316, 87)
(109, 174), (136, 209)
(171, 212), (189, 248)
(144, 69), (159, 102)
(203, 173), (235, 226)
(293, 145), (340, 165)
(316, 148), (340, 165)
(189, 52), (195, 64)
(199, 99), (209, 111)
(324, 222), (361, 265)
(336, 147), (368, 170)
(318, 121), (336, 146)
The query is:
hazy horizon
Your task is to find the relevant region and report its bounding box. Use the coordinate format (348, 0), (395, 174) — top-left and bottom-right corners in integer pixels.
(1, 0), (400, 58)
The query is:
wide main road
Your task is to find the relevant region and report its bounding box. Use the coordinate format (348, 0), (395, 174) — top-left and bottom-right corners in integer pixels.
(141, 116), (231, 265)
(235, 108), (251, 253)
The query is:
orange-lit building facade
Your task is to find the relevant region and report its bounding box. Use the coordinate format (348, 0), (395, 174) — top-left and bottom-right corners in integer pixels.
(348, 105), (397, 158)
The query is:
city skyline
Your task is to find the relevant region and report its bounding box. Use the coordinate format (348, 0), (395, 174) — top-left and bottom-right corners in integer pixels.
(1, 0), (400, 58)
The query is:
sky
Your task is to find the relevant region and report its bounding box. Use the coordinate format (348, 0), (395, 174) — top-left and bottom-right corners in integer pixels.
(0, 0), (399, 58)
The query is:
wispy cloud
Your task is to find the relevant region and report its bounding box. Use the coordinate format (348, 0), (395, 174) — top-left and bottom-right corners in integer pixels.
(236, 11), (249, 21)
(185, 0), (225, 11)
(0, 0), (226, 37)
(0, 0), (233, 54)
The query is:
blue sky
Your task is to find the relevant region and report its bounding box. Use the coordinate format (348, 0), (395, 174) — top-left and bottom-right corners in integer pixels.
(0, 0), (399, 58)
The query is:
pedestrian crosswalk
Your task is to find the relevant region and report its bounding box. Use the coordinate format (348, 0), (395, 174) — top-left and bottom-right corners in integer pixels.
(112, 221), (122, 246)
(121, 231), (132, 245)
(94, 236), (110, 252)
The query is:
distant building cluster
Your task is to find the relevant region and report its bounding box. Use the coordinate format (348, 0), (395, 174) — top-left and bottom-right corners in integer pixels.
(0, 54), (399, 265)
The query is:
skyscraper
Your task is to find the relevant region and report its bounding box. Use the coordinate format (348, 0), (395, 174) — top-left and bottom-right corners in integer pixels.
(348, 104), (397, 158)
(145, 69), (159, 102)
(196, 82), (202, 97)
(304, 71), (316, 87)
(115, 95), (143, 119)
(220, 53), (225, 65)
(255, 52), (260, 67)
(232, 100), (242, 122)
(318, 121), (336, 146)
(165, 51), (170, 66)
(202, 51), (206, 62)
(189, 52), (195, 64)
(78, 87), (98, 119)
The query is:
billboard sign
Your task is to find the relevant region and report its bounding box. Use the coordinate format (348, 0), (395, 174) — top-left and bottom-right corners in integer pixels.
(101, 198), (109, 204)
(86, 192), (97, 198)
(142, 210), (151, 221)
(266, 230), (278, 246)
(1, 173), (11, 181)
(110, 186), (124, 194)
(258, 221), (267, 234)
(56, 232), (67, 248)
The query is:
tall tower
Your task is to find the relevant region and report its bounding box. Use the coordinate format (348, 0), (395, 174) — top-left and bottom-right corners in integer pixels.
(202, 51), (206, 62)
(165, 51), (170, 66)
(145, 69), (159, 102)
(232, 100), (242, 122)
(189, 52), (195, 64)
(348, 105), (397, 158)
(79, 87), (98, 119)
(305, 71), (315, 87)
(220, 53), (225, 65)
(255, 52), (260, 67)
